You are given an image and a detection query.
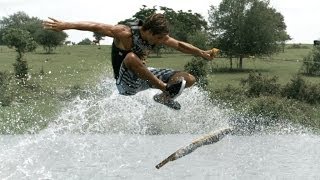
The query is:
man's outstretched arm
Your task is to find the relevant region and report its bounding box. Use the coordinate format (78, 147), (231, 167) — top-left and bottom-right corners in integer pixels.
(162, 36), (217, 60)
(43, 17), (116, 37)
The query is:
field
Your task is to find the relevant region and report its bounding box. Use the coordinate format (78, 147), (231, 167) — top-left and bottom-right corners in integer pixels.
(0, 45), (319, 133)
(1, 45), (319, 90)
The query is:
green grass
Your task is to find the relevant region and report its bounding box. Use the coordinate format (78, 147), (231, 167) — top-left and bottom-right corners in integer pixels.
(0, 45), (112, 134)
(149, 46), (320, 90)
(0, 45), (112, 89)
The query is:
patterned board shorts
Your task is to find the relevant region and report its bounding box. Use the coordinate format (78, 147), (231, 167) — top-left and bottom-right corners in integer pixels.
(116, 63), (177, 96)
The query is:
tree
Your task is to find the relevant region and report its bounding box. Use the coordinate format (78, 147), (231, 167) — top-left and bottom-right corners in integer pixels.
(2, 28), (37, 80)
(118, 5), (209, 55)
(160, 7), (208, 42)
(208, 0), (290, 69)
(0, 11), (67, 53)
(184, 57), (209, 88)
(301, 47), (320, 76)
(34, 29), (68, 53)
(93, 32), (105, 49)
(118, 5), (157, 25)
(77, 38), (92, 45)
(0, 11), (41, 45)
(187, 30), (209, 50)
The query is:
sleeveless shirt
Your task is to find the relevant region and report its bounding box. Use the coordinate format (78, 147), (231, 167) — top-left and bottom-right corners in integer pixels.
(111, 20), (155, 79)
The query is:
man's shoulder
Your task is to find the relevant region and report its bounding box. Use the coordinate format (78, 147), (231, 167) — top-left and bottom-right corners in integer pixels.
(113, 25), (131, 38)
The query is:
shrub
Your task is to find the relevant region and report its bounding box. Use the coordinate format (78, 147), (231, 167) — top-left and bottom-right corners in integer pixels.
(0, 72), (13, 106)
(301, 47), (320, 76)
(210, 85), (246, 105)
(281, 75), (320, 104)
(247, 96), (286, 120)
(184, 57), (208, 88)
(240, 72), (281, 97)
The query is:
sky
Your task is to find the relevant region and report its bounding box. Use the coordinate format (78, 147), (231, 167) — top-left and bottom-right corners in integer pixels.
(1, 0), (320, 45)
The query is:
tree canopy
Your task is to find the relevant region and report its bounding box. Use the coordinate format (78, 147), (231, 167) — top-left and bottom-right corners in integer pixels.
(208, 0), (291, 68)
(0, 11), (68, 53)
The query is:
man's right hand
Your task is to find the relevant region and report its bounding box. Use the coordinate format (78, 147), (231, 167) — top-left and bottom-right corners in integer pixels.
(210, 48), (220, 57)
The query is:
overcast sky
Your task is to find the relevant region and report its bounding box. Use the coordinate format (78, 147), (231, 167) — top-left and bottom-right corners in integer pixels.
(1, 0), (319, 44)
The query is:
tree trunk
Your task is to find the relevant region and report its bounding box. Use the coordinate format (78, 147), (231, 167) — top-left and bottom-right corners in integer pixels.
(229, 57), (233, 69)
(239, 56), (243, 69)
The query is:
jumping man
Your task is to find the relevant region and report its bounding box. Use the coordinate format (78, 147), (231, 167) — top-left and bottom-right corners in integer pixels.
(43, 13), (217, 110)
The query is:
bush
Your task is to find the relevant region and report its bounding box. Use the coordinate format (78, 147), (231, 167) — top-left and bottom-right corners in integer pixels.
(240, 72), (281, 97)
(282, 75), (320, 104)
(184, 57), (209, 88)
(0, 72), (13, 106)
(301, 47), (320, 76)
(287, 43), (310, 49)
(210, 85), (246, 105)
(13, 57), (28, 80)
(247, 96), (286, 120)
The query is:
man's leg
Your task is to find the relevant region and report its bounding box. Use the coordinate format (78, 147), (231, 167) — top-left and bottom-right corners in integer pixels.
(154, 72), (196, 102)
(168, 71), (196, 88)
(123, 52), (167, 91)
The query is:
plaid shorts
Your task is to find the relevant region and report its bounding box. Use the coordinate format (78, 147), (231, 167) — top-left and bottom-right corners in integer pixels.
(116, 63), (176, 96)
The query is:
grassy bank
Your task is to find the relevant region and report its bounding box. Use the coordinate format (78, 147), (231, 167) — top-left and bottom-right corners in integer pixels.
(0, 45), (319, 133)
(0, 45), (111, 133)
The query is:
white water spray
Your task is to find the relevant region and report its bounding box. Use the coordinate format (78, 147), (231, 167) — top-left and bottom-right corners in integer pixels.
(47, 77), (232, 135)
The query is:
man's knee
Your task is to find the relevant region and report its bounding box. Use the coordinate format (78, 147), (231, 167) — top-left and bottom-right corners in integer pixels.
(171, 72), (196, 87)
(185, 73), (196, 87)
(123, 52), (141, 69)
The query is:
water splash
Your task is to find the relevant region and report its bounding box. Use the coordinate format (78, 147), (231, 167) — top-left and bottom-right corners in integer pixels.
(47, 78), (231, 135)
(0, 77), (316, 179)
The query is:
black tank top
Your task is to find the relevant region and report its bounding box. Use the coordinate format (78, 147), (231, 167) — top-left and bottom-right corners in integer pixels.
(111, 20), (155, 79)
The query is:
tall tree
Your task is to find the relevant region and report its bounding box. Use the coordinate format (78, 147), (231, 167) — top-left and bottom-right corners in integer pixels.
(160, 7), (208, 42)
(0, 11), (41, 45)
(2, 28), (37, 81)
(118, 5), (209, 56)
(93, 32), (105, 49)
(1, 11), (68, 53)
(208, 0), (290, 69)
(34, 29), (67, 53)
(118, 5), (157, 25)
(77, 38), (92, 45)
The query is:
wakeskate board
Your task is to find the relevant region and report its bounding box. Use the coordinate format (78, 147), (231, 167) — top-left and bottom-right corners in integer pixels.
(155, 127), (232, 169)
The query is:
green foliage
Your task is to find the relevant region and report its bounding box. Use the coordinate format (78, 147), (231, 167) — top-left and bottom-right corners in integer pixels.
(281, 75), (320, 104)
(210, 85), (246, 106)
(93, 32), (105, 48)
(184, 57), (209, 88)
(208, 0), (290, 68)
(0, 72), (13, 106)
(0, 11), (42, 45)
(187, 30), (209, 50)
(246, 96), (285, 120)
(118, 5), (157, 24)
(2, 28), (37, 80)
(13, 57), (28, 80)
(119, 5), (208, 43)
(241, 71), (281, 97)
(288, 43), (310, 49)
(161, 7), (208, 42)
(77, 38), (92, 45)
(2, 28), (37, 54)
(1, 11), (67, 53)
(301, 47), (320, 76)
(34, 29), (68, 53)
